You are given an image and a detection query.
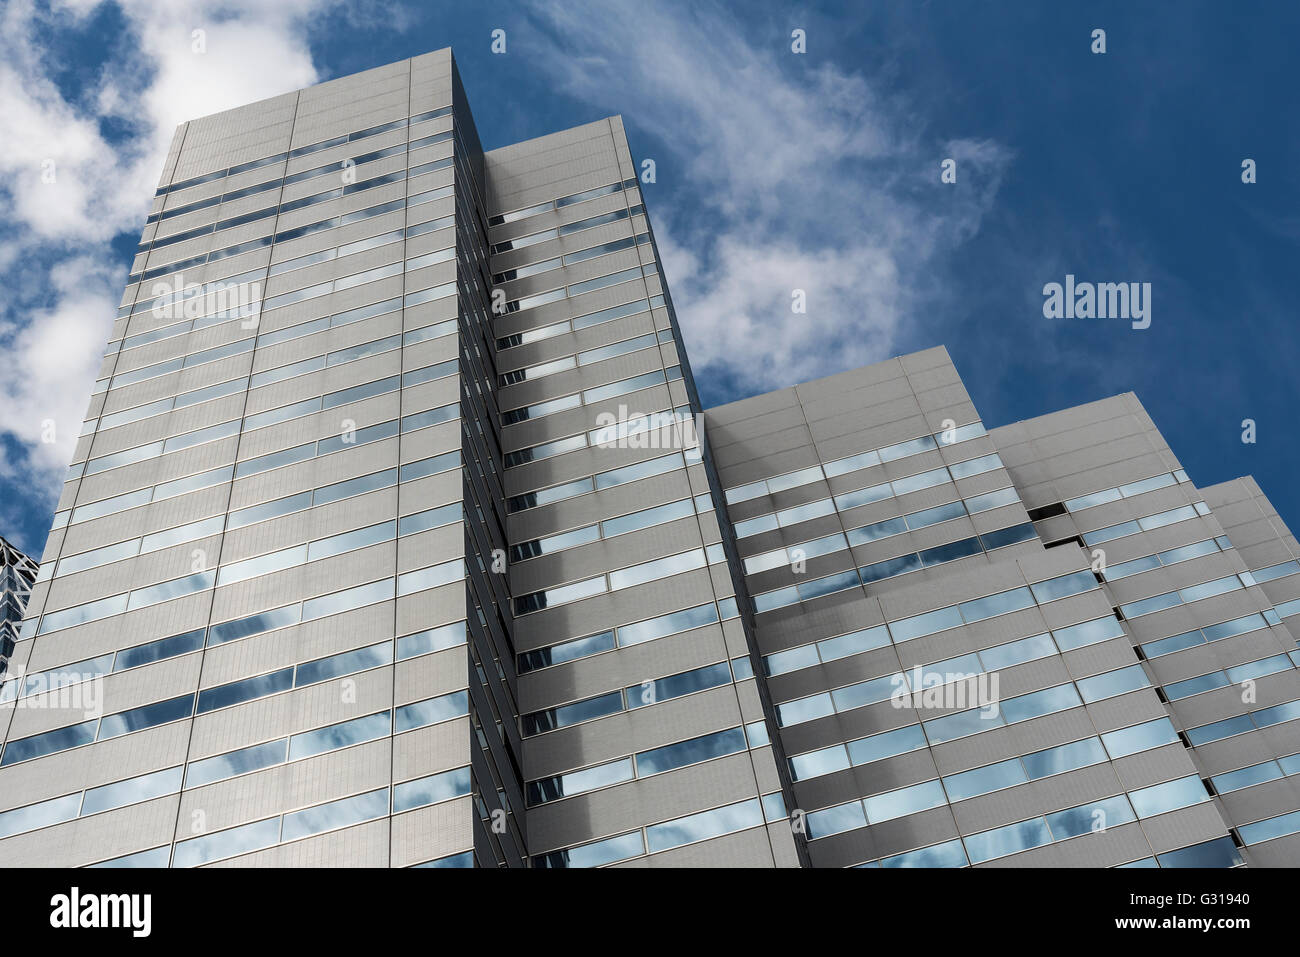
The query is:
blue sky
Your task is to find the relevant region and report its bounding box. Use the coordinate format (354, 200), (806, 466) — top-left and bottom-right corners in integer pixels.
(1, 0), (1296, 559)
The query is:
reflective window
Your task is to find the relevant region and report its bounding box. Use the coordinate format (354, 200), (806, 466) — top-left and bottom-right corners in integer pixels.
(1129, 775), (1209, 818)
(81, 766), (183, 816)
(1046, 794), (1135, 839)
(645, 798), (764, 853)
(186, 739), (288, 788)
(393, 767), (471, 813)
(965, 816), (1052, 864)
(395, 690), (469, 733)
(173, 817), (280, 867)
(281, 787), (388, 842)
(635, 727), (747, 776)
(286, 711), (389, 761)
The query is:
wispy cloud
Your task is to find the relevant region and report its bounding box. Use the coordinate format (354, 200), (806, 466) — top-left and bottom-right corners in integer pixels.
(520, 0), (1012, 398)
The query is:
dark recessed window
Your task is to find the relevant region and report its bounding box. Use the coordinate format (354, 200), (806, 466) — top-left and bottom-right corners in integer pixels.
(1027, 502), (1067, 522)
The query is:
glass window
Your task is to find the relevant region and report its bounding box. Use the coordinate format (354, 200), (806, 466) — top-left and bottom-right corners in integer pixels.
(1022, 736), (1107, 779)
(1239, 809), (1300, 845)
(528, 759), (634, 805)
(1203, 613), (1267, 642)
(880, 838), (969, 868)
(835, 483), (892, 511)
(964, 487), (1019, 513)
(978, 632), (1056, 670)
(393, 767), (471, 813)
(860, 553), (921, 582)
(1156, 836), (1243, 868)
(296, 642), (391, 687)
(395, 690), (469, 733)
(1, 720), (98, 765)
(980, 523), (1036, 550)
(847, 724), (928, 766)
(303, 579), (394, 621)
(99, 695), (194, 739)
(1166, 672), (1230, 700)
(88, 846), (173, 869)
(1052, 616), (1125, 650)
(216, 546), (305, 587)
(1120, 473), (1177, 497)
(824, 448), (881, 478)
(524, 691), (623, 736)
(1029, 571), (1097, 603)
(519, 630), (614, 672)
(0, 793), (81, 839)
(1046, 794), (1135, 839)
(1179, 575), (1243, 603)
(186, 739), (288, 788)
(965, 816), (1052, 864)
(628, 663), (732, 709)
(37, 593), (129, 634)
(81, 766), (183, 816)
(830, 674), (900, 713)
(309, 522), (395, 561)
(1065, 487), (1122, 511)
(943, 759), (1026, 801)
(818, 625), (891, 662)
(636, 727), (747, 776)
(959, 587), (1034, 624)
(609, 549), (705, 590)
(228, 492), (313, 530)
(57, 539), (141, 576)
(864, 779), (947, 823)
(1128, 775), (1209, 818)
(1106, 554), (1162, 579)
(777, 692), (834, 727)
(1212, 761), (1284, 794)
(948, 453), (1002, 479)
(1005, 685), (1084, 725)
(790, 744), (851, 781)
(920, 537), (982, 566)
(173, 817), (280, 867)
(208, 605), (300, 646)
(281, 787), (388, 841)
(806, 801), (868, 839)
(892, 468), (949, 496)
(1076, 664), (1150, 703)
(646, 798), (764, 853)
(906, 501), (967, 529)
(197, 668), (293, 714)
(1185, 715), (1254, 746)
(890, 605), (963, 643)
(879, 434), (936, 462)
(603, 498), (694, 538)
(924, 707), (1004, 745)
(536, 831), (644, 869)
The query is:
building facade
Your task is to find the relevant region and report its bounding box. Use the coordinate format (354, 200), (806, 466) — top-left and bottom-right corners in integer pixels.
(1, 49), (1297, 868)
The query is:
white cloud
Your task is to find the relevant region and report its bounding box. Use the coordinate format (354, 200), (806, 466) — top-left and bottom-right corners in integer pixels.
(0, 0), (337, 554)
(521, 0), (1012, 398)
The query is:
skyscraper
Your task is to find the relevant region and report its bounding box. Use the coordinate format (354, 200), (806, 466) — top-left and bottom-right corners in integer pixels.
(1, 49), (1297, 868)
(0, 535), (38, 669)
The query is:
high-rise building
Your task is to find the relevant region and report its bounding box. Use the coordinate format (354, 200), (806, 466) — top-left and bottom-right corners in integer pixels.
(1, 49), (1297, 868)
(0, 535), (38, 668)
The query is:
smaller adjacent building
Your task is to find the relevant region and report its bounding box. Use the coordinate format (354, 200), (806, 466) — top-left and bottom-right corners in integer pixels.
(0, 536), (38, 670)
